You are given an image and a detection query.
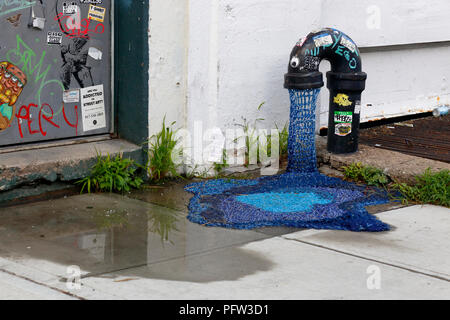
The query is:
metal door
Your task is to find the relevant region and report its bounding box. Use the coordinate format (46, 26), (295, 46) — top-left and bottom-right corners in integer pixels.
(0, 0), (112, 147)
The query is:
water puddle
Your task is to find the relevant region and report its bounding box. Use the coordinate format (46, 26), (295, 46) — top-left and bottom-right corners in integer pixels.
(0, 193), (273, 282)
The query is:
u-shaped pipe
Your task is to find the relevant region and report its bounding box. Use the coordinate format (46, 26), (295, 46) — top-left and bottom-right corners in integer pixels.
(284, 28), (367, 154)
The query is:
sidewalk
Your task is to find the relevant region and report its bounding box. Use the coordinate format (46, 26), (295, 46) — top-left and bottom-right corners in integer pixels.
(0, 192), (448, 300)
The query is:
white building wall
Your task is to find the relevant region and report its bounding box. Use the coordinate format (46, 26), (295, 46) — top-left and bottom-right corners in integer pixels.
(318, 0), (450, 126)
(148, 0), (189, 137)
(149, 0), (450, 165)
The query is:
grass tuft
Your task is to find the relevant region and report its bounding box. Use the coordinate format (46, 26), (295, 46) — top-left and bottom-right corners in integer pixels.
(76, 151), (143, 194)
(144, 116), (182, 182)
(342, 162), (449, 207)
(391, 168), (449, 207)
(342, 162), (389, 188)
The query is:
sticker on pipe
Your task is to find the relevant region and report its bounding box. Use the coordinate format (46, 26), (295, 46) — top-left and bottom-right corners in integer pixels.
(313, 34), (333, 47)
(80, 85), (106, 132)
(354, 100), (361, 114)
(295, 37), (306, 47)
(333, 93), (352, 107)
(340, 35), (356, 53)
(334, 111), (353, 136)
(335, 123), (352, 136)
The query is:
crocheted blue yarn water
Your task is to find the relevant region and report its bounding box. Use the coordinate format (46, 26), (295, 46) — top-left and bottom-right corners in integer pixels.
(287, 89), (320, 173)
(185, 89), (391, 232)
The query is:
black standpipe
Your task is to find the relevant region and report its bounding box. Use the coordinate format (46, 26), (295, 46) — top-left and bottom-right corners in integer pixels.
(284, 28), (367, 154)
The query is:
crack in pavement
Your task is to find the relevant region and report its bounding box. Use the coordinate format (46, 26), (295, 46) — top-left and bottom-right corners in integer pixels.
(0, 267), (85, 300)
(282, 237), (450, 283)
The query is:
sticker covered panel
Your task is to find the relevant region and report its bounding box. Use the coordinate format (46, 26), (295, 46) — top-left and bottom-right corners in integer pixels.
(0, 0), (112, 147)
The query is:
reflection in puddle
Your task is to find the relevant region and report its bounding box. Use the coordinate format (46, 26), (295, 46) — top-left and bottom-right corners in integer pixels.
(70, 207), (183, 270)
(92, 209), (130, 231)
(0, 194), (274, 282)
(147, 209), (179, 245)
(90, 207), (180, 244)
(77, 233), (107, 262)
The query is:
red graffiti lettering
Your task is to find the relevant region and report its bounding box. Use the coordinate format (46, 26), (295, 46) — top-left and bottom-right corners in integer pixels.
(16, 103), (78, 138)
(39, 103), (60, 136)
(16, 103), (40, 138)
(63, 103), (79, 136)
(16, 105), (28, 138)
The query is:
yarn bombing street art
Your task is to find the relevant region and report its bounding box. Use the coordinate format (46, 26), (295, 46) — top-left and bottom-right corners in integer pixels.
(185, 89), (391, 232)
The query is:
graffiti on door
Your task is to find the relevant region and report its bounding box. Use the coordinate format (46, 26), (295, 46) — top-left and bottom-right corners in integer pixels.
(0, 61), (27, 132)
(0, 0), (111, 146)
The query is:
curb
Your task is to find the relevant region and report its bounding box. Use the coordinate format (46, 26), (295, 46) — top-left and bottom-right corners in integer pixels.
(316, 136), (450, 184)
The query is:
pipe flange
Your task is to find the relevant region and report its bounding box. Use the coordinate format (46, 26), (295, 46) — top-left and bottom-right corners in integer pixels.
(284, 71), (324, 90)
(326, 71), (367, 91)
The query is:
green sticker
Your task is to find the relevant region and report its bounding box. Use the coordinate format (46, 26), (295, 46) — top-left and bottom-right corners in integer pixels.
(334, 111), (353, 123)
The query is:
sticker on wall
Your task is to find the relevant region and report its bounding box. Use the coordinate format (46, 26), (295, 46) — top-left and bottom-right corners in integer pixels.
(63, 3), (79, 15)
(88, 5), (106, 22)
(6, 14), (22, 27)
(63, 89), (80, 103)
(61, 38), (93, 90)
(334, 111), (353, 137)
(333, 93), (352, 107)
(0, 62), (27, 132)
(354, 100), (361, 114)
(47, 31), (63, 45)
(88, 47), (103, 60)
(29, 4), (46, 30)
(313, 34), (333, 48)
(80, 84), (106, 132)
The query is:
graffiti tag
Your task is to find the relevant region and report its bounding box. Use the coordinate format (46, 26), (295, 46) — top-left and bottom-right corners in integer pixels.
(55, 13), (105, 39)
(0, 0), (35, 18)
(306, 32), (359, 70)
(16, 102), (78, 137)
(6, 35), (65, 110)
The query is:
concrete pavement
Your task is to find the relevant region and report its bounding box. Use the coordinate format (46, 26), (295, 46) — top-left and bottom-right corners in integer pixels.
(0, 193), (448, 300)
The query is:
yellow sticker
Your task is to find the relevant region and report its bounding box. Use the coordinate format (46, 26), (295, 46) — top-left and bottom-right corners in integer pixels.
(88, 5), (106, 22)
(333, 93), (352, 107)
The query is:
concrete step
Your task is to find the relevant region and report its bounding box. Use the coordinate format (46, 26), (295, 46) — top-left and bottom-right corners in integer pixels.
(0, 139), (144, 193)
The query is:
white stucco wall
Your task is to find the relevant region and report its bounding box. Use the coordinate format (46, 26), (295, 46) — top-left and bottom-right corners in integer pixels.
(148, 0), (450, 165)
(321, 0), (450, 47)
(148, 0), (189, 137)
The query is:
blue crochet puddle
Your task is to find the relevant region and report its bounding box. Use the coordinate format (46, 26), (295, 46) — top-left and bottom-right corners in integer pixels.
(236, 192), (332, 213)
(185, 89), (392, 232)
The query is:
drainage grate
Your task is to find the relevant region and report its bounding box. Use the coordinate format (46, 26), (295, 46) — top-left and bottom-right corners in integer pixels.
(359, 115), (450, 163)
